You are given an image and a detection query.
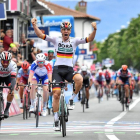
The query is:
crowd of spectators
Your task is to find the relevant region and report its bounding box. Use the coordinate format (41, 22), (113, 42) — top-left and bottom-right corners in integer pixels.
(0, 29), (43, 69)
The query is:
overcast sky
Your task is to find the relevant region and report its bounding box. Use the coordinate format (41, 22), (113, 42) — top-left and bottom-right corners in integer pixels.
(46, 0), (140, 42)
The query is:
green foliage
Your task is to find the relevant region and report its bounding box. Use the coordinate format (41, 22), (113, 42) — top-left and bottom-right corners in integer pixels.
(95, 14), (140, 70)
(75, 3), (79, 11)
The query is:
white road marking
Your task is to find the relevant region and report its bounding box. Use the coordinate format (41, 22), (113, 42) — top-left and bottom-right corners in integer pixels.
(106, 135), (120, 140)
(105, 97), (140, 140)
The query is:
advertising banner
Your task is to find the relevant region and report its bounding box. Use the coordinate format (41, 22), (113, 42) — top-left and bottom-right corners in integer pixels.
(83, 54), (97, 60)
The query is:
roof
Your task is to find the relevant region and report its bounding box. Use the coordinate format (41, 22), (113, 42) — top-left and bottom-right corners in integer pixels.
(38, 0), (100, 21)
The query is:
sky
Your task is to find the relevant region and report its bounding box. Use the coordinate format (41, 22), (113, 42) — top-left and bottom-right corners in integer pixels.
(46, 0), (140, 42)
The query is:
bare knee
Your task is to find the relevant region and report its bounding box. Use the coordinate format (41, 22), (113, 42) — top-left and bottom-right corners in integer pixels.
(73, 74), (83, 84)
(53, 90), (61, 100)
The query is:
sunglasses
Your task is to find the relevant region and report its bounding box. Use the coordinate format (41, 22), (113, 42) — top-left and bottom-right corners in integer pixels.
(37, 61), (44, 64)
(23, 69), (28, 71)
(1, 60), (10, 64)
(62, 28), (71, 31)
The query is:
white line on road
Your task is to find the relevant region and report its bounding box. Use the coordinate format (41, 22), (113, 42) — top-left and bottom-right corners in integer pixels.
(106, 135), (120, 140)
(105, 97), (140, 140)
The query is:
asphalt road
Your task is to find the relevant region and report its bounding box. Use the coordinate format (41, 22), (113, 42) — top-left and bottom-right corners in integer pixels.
(0, 94), (140, 140)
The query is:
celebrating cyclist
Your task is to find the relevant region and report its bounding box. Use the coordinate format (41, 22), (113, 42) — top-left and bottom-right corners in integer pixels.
(15, 61), (30, 108)
(28, 53), (52, 116)
(0, 51), (17, 118)
(116, 65), (131, 107)
(31, 18), (97, 130)
(78, 65), (93, 108)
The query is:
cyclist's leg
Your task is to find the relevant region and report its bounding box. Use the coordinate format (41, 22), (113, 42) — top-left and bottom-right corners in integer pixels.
(29, 73), (39, 112)
(19, 76), (27, 107)
(52, 67), (63, 130)
(64, 68), (82, 109)
(4, 75), (14, 118)
(124, 78), (130, 106)
(84, 79), (90, 108)
(41, 76), (49, 116)
(118, 78), (124, 100)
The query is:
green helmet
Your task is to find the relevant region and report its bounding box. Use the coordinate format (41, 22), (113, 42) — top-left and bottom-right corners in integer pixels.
(48, 50), (54, 53)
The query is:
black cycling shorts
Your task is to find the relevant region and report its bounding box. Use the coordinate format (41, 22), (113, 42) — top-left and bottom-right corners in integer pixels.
(52, 65), (78, 90)
(83, 79), (90, 88)
(106, 79), (111, 85)
(0, 75), (11, 87)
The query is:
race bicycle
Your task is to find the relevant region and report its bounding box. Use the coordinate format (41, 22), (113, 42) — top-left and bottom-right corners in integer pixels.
(49, 81), (75, 137)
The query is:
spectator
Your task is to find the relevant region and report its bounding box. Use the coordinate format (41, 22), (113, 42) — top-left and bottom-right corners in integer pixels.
(0, 29), (5, 51)
(37, 48), (42, 54)
(26, 39), (36, 64)
(21, 33), (27, 45)
(3, 29), (16, 51)
(10, 42), (22, 59)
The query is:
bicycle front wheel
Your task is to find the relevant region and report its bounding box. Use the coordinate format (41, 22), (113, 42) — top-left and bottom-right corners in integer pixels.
(60, 96), (66, 137)
(0, 96), (3, 129)
(23, 94), (26, 120)
(82, 87), (85, 112)
(36, 96), (39, 127)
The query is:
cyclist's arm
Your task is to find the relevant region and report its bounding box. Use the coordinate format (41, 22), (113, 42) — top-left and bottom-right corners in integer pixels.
(28, 62), (36, 84)
(116, 77), (119, 84)
(16, 77), (20, 85)
(28, 71), (34, 84)
(88, 22), (97, 42)
(45, 62), (52, 82)
(32, 23), (56, 44)
(129, 77), (131, 85)
(90, 79), (93, 87)
(11, 61), (17, 78)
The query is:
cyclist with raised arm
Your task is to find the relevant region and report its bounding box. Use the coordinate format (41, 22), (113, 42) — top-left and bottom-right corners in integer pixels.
(31, 18), (97, 130)
(15, 61), (30, 108)
(116, 65), (131, 107)
(28, 53), (52, 116)
(78, 65), (93, 108)
(0, 51), (17, 118)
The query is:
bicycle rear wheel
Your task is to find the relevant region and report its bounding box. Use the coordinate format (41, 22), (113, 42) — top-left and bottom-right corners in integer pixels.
(121, 87), (125, 111)
(23, 94), (26, 120)
(0, 96), (3, 129)
(98, 88), (101, 103)
(27, 93), (31, 118)
(36, 96), (39, 127)
(82, 87), (85, 112)
(60, 96), (66, 137)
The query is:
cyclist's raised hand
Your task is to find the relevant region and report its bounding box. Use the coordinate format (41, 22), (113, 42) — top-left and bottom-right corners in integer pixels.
(91, 22), (97, 30)
(31, 18), (37, 26)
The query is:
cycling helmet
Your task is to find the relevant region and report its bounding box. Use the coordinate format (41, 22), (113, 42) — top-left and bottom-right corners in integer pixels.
(98, 70), (102, 76)
(44, 53), (48, 57)
(81, 65), (87, 72)
(36, 53), (46, 61)
(1, 51), (12, 61)
(21, 61), (30, 70)
(122, 65), (128, 71)
(60, 22), (72, 29)
(48, 50), (54, 54)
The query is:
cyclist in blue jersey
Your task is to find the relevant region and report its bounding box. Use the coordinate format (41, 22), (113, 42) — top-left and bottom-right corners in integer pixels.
(15, 61), (30, 108)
